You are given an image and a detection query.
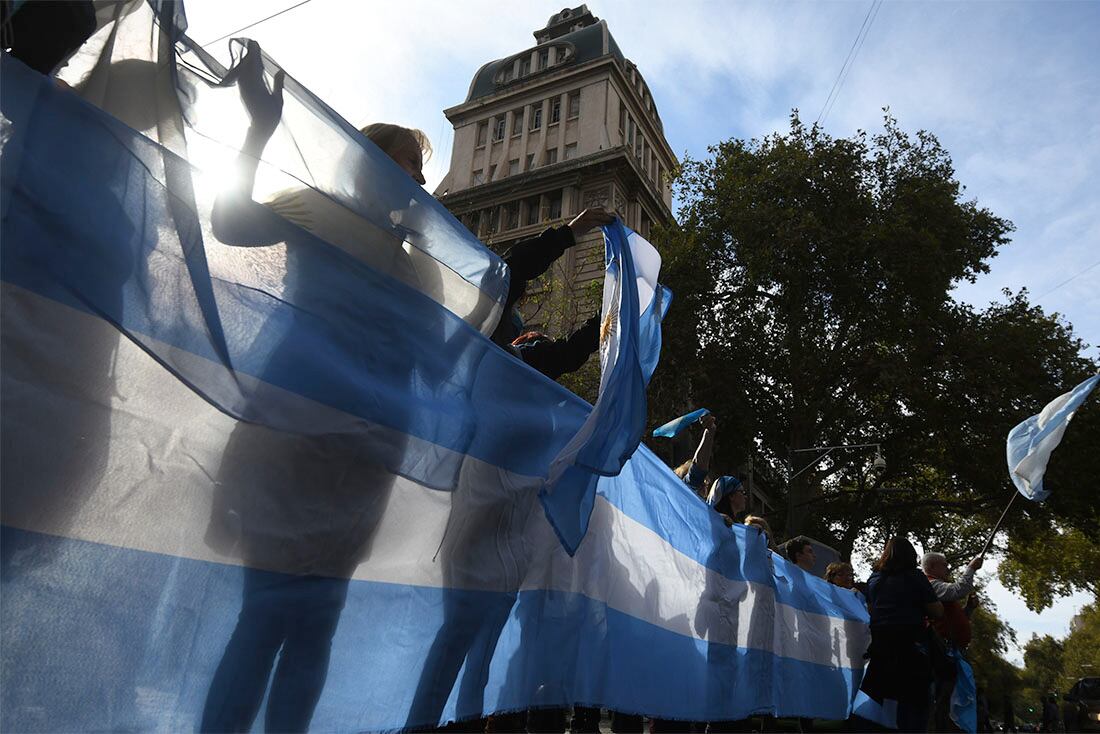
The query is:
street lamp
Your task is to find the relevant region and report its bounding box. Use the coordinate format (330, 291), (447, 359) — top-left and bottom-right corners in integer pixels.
(788, 442), (885, 483)
(785, 443), (885, 529)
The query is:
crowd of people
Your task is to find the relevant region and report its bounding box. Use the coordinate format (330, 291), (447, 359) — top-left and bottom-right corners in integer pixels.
(2, 8), (1003, 733)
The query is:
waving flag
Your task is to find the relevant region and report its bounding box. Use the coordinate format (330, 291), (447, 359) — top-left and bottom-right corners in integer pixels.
(653, 408), (710, 438)
(1007, 373), (1099, 501)
(2, 2), (868, 731)
(541, 221), (670, 555)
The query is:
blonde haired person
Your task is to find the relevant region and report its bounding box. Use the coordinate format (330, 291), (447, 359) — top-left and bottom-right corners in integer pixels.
(743, 514), (776, 550)
(825, 561), (856, 589)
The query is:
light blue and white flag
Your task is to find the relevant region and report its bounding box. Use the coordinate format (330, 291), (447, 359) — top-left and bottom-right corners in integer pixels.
(1, 3), (868, 731)
(950, 650), (978, 734)
(541, 220), (670, 555)
(653, 408), (710, 438)
(1006, 373), (1099, 501)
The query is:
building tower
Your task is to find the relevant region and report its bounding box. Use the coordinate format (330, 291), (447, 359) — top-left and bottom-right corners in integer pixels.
(434, 5), (676, 334)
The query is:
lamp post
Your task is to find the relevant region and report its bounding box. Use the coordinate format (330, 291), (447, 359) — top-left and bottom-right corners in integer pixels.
(785, 442), (885, 532)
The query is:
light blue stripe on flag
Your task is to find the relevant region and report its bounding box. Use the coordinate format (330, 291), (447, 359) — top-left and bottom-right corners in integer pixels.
(653, 408), (710, 438)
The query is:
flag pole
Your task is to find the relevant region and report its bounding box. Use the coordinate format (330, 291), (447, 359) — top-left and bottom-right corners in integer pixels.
(979, 489), (1020, 559)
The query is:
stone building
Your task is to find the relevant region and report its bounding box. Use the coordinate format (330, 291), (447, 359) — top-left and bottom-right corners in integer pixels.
(434, 5), (676, 333)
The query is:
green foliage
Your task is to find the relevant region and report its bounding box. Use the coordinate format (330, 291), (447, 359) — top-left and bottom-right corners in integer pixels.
(1000, 527), (1100, 611)
(969, 599), (1023, 699)
(652, 110), (1099, 608)
(1060, 602), (1100, 691)
(1022, 634), (1065, 695)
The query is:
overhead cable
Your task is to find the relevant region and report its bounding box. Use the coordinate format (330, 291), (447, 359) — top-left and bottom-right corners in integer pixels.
(199, 0), (315, 48)
(816, 0), (882, 126)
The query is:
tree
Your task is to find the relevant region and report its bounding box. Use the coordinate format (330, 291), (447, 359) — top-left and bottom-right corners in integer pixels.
(1021, 634), (1065, 698)
(652, 111), (1099, 608)
(1059, 602), (1100, 691)
(969, 599), (1019, 688)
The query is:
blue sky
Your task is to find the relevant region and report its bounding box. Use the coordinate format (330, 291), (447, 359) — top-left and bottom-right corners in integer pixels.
(183, 0), (1098, 664)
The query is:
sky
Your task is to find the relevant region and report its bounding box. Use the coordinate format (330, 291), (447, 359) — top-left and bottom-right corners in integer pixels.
(181, 0), (1099, 665)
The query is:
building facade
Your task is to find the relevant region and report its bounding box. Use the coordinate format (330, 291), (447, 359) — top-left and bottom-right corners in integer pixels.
(435, 5), (677, 332)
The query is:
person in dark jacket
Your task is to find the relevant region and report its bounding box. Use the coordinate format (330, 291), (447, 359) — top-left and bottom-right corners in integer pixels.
(857, 536), (944, 733)
(510, 316), (599, 381)
(490, 206), (614, 351)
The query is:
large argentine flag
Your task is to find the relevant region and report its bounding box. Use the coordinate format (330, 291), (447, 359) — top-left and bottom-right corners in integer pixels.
(1, 2), (868, 731)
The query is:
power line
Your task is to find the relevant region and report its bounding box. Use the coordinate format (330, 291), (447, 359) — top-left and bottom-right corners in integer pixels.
(816, 0), (882, 126)
(1034, 257), (1100, 301)
(822, 0), (883, 125)
(199, 0), (315, 48)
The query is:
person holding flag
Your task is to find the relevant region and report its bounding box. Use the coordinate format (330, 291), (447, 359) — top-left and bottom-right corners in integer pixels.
(669, 411), (716, 498)
(923, 552), (982, 733)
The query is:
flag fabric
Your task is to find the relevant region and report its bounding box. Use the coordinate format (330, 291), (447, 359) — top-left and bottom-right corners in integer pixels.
(541, 220), (670, 555)
(950, 650), (978, 734)
(1, 2), (869, 731)
(851, 690), (898, 729)
(653, 408), (710, 438)
(1006, 373), (1100, 501)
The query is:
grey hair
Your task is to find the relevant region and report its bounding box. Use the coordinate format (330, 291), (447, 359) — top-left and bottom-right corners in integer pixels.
(921, 552), (947, 573)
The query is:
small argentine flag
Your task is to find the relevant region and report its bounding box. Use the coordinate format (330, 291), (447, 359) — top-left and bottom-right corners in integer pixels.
(540, 220), (671, 554)
(1006, 373), (1099, 501)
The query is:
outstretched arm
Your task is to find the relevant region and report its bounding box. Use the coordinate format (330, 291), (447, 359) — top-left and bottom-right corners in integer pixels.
(691, 414), (717, 472)
(210, 41), (292, 247)
(500, 208), (616, 312)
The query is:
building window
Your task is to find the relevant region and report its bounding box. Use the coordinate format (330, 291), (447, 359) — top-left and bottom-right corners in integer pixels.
(530, 106), (542, 131)
(525, 153), (535, 171)
(520, 57), (531, 77)
(488, 163), (497, 181)
(508, 159), (520, 176)
(618, 102), (626, 135)
(548, 191), (562, 220)
(493, 117), (506, 142)
(524, 196), (540, 226)
(545, 148), (558, 165)
(472, 169), (485, 186)
(504, 201), (520, 230)
(564, 143), (578, 160)
(628, 118), (636, 146)
(568, 92), (580, 119)
(484, 206), (500, 235)
(512, 109), (524, 136)
(464, 211), (480, 234)
(550, 98), (561, 125)
(635, 134), (643, 159)
(476, 121), (488, 147)
(538, 48), (549, 70)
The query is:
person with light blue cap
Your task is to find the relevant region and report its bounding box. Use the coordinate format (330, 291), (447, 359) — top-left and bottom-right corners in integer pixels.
(705, 474), (747, 527)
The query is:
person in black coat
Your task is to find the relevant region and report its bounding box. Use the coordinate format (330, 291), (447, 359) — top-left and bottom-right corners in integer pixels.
(856, 536), (944, 733)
